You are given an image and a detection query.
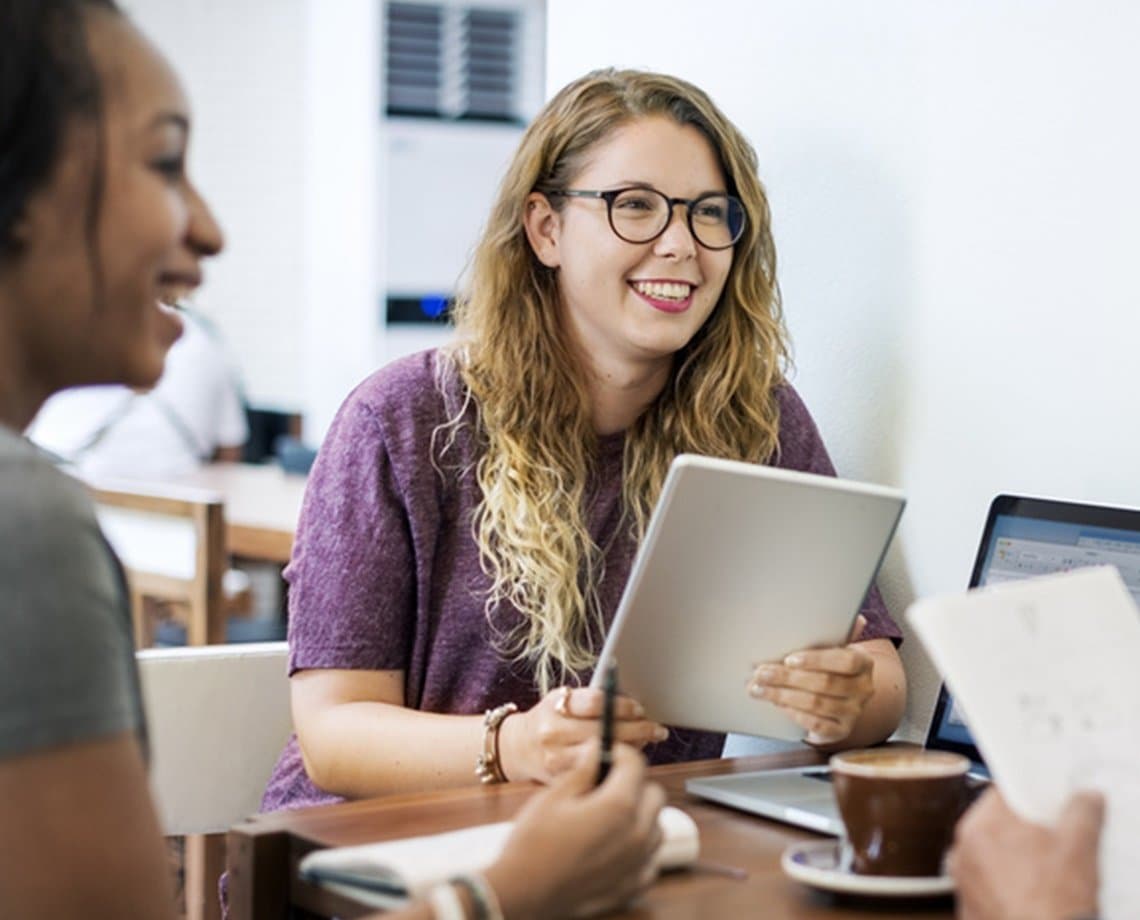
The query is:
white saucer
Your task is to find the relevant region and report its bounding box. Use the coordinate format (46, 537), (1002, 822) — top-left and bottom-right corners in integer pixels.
(781, 840), (955, 898)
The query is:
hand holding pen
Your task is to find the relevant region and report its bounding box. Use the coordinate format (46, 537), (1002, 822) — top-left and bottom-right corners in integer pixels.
(588, 665), (749, 883)
(597, 663), (617, 785)
(497, 674), (668, 784)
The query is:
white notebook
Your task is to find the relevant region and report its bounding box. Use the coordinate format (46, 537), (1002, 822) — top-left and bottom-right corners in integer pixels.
(299, 805), (700, 910)
(908, 566), (1140, 920)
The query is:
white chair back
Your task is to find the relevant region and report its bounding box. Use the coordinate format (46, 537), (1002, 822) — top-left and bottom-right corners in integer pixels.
(136, 642), (292, 835)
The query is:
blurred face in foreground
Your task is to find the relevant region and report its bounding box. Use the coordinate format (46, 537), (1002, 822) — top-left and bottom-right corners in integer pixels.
(1, 7), (222, 423)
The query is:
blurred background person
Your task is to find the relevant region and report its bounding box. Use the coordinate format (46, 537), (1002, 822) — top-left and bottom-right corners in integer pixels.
(28, 307), (247, 480)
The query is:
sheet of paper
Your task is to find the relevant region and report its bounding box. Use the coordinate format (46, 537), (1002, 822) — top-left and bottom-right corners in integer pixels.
(907, 565), (1140, 920)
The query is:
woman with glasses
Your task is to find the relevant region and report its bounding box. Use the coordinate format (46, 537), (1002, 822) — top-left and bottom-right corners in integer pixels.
(266, 68), (907, 812)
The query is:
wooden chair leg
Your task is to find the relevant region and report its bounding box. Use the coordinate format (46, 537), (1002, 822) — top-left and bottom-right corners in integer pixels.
(130, 587), (157, 649)
(184, 833), (225, 920)
(130, 587), (144, 648)
(185, 597), (226, 646)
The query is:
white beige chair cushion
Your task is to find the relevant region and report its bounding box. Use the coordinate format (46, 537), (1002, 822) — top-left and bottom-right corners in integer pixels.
(136, 642), (291, 835)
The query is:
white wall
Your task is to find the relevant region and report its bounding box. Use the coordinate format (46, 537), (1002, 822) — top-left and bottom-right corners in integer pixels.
(301, 0), (384, 438)
(125, 0), (382, 438)
(548, 0), (1140, 739)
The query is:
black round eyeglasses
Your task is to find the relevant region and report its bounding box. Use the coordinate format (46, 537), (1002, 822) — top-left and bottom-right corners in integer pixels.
(541, 185), (747, 251)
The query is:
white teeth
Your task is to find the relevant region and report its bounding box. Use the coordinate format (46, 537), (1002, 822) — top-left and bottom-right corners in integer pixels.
(632, 281), (692, 301)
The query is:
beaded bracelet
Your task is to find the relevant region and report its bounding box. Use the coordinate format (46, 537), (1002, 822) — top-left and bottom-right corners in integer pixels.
(450, 872), (505, 920)
(474, 702), (518, 784)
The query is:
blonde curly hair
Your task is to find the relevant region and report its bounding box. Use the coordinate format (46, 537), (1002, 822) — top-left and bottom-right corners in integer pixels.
(442, 68), (789, 694)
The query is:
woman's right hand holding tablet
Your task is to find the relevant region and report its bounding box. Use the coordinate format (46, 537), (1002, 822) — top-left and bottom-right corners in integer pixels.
(498, 685), (668, 783)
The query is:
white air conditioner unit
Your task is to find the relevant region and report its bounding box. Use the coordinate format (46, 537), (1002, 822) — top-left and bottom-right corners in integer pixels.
(381, 0), (545, 360)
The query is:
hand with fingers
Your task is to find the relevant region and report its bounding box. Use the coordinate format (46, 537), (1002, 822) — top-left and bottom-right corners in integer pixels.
(747, 643), (875, 746)
(498, 684), (669, 784)
(948, 787), (1103, 920)
(484, 741), (667, 920)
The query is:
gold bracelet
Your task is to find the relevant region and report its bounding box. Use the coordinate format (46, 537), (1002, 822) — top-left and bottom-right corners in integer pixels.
(474, 702), (518, 784)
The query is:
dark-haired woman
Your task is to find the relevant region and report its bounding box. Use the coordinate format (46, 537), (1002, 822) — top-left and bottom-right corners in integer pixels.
(0, 1), (222, 914)
(0, 3), (666, 917)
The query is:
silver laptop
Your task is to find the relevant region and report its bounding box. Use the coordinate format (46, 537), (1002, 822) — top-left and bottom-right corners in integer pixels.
(686, 493), (1140, 834)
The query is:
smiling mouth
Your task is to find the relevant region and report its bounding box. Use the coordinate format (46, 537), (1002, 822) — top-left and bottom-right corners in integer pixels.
(157, 274), (202, 308)
(630, 280), (695, 302)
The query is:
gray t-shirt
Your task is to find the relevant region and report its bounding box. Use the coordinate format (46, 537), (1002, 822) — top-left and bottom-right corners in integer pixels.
(0, 425), (144, 758)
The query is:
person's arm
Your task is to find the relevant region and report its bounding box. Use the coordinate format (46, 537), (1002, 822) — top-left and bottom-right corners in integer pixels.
(0, 461), (174, 916)
(286, 370), (667, 797)
(212, 444), (243, 463)
(949, 787), (1103, 920)
(746, 634), (906, 749)
(0, 732), (176, 919)
(291, 669), (666, 796)
(365, 742), (665, 920)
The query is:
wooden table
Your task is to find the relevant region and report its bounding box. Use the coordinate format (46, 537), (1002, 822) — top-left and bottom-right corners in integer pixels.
(171, 462), (307, 564)
(227, 751), (955, 920)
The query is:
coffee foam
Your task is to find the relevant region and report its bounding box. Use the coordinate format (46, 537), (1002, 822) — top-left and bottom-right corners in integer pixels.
(830, 749), (969, 779)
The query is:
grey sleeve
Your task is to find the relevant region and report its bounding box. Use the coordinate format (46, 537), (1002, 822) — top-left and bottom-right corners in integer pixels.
(0, 459), (141, 759)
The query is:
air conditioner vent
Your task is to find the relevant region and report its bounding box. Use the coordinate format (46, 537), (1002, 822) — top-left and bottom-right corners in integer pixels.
(386, 2), (445, 116)
(385, 2), (522, 123)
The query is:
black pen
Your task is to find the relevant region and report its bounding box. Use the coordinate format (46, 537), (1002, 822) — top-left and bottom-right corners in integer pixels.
(597, 662), (617, 785)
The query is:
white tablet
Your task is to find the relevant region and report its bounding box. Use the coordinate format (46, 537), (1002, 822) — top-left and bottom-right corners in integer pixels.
(589, 454), (905, 740)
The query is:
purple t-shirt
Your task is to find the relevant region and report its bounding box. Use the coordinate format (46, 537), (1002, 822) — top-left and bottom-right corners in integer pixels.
(261, 350), (901, 813)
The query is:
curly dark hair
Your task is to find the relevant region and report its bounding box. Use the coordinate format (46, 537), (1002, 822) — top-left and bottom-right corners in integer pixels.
(0, 0), (121, 258)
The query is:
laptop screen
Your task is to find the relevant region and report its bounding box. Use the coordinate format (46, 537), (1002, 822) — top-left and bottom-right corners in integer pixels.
(925, 494), (1140, 763)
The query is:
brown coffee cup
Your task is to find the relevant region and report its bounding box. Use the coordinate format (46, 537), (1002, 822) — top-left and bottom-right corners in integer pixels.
(830, 747), (971, 877)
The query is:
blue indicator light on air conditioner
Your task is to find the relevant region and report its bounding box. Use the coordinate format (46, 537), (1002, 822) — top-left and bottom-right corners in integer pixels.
(420, 295), (449, 319)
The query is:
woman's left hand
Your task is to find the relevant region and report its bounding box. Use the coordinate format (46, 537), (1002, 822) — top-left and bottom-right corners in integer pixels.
(747, 644), (875, 745)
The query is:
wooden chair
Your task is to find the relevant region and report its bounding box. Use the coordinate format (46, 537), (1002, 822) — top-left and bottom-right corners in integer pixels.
(137, 642), (292, 920)
(89, 481), (227, 647)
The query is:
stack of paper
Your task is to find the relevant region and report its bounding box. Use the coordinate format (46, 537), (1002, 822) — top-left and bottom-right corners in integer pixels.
(908, 565), (1140, 919)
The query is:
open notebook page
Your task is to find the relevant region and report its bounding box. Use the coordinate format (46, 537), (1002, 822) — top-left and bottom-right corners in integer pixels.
(299, 804), (699, 910)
